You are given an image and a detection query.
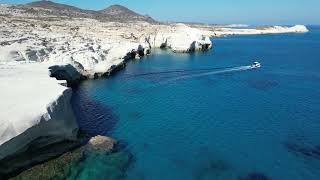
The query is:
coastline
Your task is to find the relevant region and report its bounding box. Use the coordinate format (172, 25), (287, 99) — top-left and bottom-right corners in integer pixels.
(0, 2), (310, 178)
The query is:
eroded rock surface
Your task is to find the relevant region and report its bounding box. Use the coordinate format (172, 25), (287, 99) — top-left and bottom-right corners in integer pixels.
(10, 135), (129, 180)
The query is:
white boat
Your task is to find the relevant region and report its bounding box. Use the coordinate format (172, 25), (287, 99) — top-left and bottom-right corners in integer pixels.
(251, 62), (261, 68)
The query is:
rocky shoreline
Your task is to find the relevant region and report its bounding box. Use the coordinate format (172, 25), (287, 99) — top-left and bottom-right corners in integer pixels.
(0, 1), (309, 179)
(10, 135), (132, 180)
(0, 12), (213, 179)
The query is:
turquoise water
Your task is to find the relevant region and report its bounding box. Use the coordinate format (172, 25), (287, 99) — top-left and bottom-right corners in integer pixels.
(72, 26), (320, 180)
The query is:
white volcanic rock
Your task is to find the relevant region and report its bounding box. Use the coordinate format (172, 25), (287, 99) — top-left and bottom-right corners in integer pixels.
(146, 23), (212, 52)
(288, 25), (309, 33)
(0, 62), (78, 157)
(0, 5), (212, 157)
(208, 25), (309, 36)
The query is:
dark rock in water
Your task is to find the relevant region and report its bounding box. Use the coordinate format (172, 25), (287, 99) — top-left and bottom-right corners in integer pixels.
(238, 172), (270, 180)
(86, 135), (116, 154)
(284, 142), (320, 159)
(67, 151), (134, 180)
(104, 62), (126, 77)
(192, 156), (237, 180)
(113, 140), (129, 152)
(9, 146), (85, 180)
(9, 135), (124, 180)
(0, 136), (82, 179)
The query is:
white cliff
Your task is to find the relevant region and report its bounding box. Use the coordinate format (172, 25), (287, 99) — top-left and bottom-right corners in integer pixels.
(146, 23), (212, 52)
(200, 25), (309, 37)
(0, 3), (213, 163)
(0, 2), (310, 176)
(0, 62), (78, 156)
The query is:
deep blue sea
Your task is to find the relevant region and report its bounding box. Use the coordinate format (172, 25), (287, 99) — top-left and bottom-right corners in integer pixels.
(72, 26), (320, 180)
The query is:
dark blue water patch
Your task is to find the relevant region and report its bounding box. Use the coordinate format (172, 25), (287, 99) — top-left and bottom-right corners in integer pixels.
(126, 87), (145, 95)
(279, 71), (320, 84)
(139, 72), (191, 84)
(191, 157), (236, 180)
(113, 140), (130, 152)
(238, 172), (271, 180)
(246, 76), (279, 91)
(284, 140), (320, 160)
(122, 66), (240, 84)
(71, 85), (119, 136)
(197, 76), (219, 87)
(127, 112), (143, 120)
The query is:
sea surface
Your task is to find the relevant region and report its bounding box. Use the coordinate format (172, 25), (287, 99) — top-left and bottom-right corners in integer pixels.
(71, 26), (320, 180)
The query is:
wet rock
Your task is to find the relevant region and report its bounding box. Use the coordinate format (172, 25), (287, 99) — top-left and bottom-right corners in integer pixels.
(113, 140), (129, 152)
(86, 135), (117, 153)
(10, 146), (85, 180)
(49, 64), (83, 86)
(9, 135), (119, 180)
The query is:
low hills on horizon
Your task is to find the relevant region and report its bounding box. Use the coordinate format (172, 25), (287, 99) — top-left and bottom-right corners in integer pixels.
(11, 0), (157, 23)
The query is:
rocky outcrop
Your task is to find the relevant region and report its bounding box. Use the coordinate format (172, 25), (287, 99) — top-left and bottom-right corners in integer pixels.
(86, 135), (116, 153)
(146, 23), (212, 53)
(0, 81), (79, 178)
(199, 25), (309, 37)
(49, 64), (84, 86)
(9, 135), (130, 180)
(288, 25), (309, 33)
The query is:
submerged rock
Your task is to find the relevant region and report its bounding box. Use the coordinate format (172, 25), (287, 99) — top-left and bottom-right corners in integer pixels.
(284, 141), (320, 159)
(67, 151), (133, 180)
(9, 135), (121, 180)
(86, 135), (116, 153)
(238, 172), (271, 180)
(10, 147), (85, 180)
(192, 155), (237, 180)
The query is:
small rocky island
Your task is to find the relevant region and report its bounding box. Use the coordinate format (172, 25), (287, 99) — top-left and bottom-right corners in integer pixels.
(0, 0), (309, 179)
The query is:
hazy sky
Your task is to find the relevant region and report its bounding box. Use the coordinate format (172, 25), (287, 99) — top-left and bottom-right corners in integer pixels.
(1, 0), (319, 25)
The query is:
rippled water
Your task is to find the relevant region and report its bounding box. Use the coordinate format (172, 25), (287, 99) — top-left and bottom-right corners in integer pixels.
(72, 26), (320, 180)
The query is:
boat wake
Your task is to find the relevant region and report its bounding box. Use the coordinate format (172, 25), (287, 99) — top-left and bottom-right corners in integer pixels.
(123, 66), (236, 78)
(173, 65), (251, 80)
(153, 65), (255, 86)
(123, 63), (260, 88)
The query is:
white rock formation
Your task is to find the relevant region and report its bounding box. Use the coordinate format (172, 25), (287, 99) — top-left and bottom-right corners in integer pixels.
(146, 23), (212, 52)
(202, 25), (309, 36)
(0, 62), (78, 158)
(0, 3), (213, 162)
(288, 25), (309, 33)
(0, 2), (309, 172)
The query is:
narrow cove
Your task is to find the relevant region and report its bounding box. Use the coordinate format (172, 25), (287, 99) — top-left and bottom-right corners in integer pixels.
(71, 30), (320, 180)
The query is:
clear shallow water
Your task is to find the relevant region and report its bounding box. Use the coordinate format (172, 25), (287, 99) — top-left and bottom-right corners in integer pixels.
(72, 27), (320, 180)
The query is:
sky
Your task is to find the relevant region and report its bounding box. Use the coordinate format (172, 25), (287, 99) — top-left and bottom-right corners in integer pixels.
(1, 0), (319, 25)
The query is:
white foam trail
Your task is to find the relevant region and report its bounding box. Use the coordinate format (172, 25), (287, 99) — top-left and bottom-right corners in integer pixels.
(153, 65), (254, 87)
